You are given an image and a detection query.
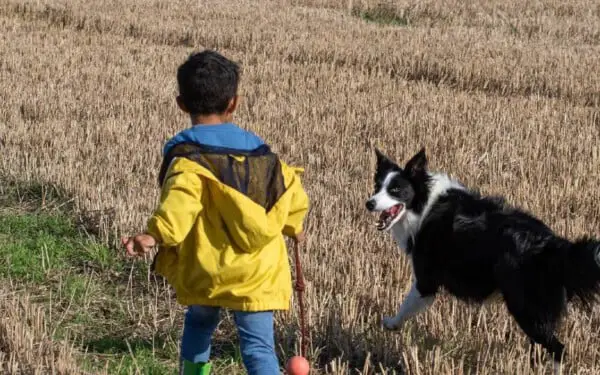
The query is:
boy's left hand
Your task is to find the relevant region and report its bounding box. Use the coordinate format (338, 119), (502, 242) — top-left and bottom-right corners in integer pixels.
(121, 234), (157, 257)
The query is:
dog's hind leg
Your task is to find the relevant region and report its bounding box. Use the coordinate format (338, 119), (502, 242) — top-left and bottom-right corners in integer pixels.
(497, 267), (567, 371)
(382, 282), (435, 331)
(529, 339), (564, 375)
(509, 305), (565, 371)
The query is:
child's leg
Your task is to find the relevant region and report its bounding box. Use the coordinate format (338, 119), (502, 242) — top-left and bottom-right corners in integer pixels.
(180, 305), (221, 374)
(233, 310), (280, 375)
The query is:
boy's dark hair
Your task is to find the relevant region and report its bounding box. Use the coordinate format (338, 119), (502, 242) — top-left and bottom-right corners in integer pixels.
(177, 50), (240, 115)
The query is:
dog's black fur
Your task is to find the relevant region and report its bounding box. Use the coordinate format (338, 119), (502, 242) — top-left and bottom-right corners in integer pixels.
(367, 148), (600, 367)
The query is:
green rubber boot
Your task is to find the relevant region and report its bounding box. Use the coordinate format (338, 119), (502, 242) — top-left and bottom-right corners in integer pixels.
(181, 359), (212, 375)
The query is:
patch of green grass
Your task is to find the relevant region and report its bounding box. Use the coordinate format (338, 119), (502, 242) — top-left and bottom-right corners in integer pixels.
(0, 211), (76, 237)
(0, 179), (247, 374)
(0, 214), (76, 281)
(80, 346), (175, 375)
(82, 241), (122, 270)
(352, 5), (410, 27)
(61, 273), (108, 308)
(0, 213), (118, 282)
(109, 347), (174, 375)
(85, 334), (170, 356)
(0, 178), (181, 374)
(82, 336), (178, 374)
(72, 309), (95, 326)
(211, 341), (245, 370)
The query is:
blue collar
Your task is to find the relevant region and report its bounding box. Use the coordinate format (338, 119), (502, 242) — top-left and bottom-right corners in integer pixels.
(163, 122), (265, 156)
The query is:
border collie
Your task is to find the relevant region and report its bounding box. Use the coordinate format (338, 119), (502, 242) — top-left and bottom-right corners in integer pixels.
(366, 148), (600, 372)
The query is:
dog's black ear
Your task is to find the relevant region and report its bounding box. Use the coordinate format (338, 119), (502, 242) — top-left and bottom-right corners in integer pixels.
(405, 148), (427, 178)
(375, 148), (397, 172)
(375, 148), (388, 164)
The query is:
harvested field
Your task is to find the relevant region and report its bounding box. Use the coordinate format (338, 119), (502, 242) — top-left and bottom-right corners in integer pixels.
(0, 0), (599, 373)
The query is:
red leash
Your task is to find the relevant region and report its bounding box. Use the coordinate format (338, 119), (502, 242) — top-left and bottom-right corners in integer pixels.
(293, 240), (308, 358)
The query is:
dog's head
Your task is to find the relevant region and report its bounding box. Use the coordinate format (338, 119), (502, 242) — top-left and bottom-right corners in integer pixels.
(366, 148), (429, 231)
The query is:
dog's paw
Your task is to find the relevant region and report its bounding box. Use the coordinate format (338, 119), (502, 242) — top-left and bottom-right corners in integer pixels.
(382, 316), (401, 331)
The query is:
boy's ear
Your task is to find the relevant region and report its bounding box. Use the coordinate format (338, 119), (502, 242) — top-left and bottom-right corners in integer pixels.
(405, 148), (427, 178)
(176, 96), (189, 113)
(226, 96), (238, 114)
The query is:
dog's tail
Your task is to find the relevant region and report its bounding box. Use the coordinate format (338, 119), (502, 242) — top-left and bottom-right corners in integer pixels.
(564, 237), (600, 307)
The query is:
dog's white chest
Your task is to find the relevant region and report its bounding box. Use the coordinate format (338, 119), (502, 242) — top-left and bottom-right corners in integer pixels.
(390, 212), (419, 254)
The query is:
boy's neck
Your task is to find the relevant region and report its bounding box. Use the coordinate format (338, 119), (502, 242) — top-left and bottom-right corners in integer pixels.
(190, 113), (233, 126)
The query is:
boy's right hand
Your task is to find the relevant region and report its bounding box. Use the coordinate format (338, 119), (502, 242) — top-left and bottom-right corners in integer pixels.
(121, 234), (157, 257)
(293, 231), (306, 246)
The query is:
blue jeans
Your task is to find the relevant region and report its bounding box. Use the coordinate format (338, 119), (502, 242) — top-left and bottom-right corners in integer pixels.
(180, 305), (280, 375)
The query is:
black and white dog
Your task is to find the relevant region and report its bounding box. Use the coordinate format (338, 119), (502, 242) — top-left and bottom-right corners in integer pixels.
(366, 148), (600, 372)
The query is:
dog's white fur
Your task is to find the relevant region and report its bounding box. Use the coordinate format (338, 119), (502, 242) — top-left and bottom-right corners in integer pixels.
(370, 172), (401, 211)
(382, 280), (435, 330)
(419, 173), (465, 227)
(390, 211), (419, 251)
(379, 172), (464, 330)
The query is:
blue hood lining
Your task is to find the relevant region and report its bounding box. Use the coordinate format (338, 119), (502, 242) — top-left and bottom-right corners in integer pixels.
(163, 123), (265, 156)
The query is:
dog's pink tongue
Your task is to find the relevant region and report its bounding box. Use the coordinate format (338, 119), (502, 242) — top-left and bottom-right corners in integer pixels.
(384, 206), (398, 217)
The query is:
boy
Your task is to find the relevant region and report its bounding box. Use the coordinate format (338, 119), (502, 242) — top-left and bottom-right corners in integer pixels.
(122, 50), (309, 375)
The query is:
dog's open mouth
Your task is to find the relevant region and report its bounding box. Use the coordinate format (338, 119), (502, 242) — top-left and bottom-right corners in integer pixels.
(376, 204), (406, 231)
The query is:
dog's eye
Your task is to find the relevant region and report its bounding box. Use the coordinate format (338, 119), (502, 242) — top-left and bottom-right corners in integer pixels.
(390, 188), (401, 193)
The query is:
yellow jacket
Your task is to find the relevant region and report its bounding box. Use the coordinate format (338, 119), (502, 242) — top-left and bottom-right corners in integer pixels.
(146, 151), (309, 311)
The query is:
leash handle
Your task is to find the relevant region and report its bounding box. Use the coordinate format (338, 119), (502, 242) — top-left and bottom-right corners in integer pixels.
(293, 240), (308, 358)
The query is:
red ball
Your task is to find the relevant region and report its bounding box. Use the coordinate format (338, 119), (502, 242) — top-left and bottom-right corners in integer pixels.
(286, 355), (310, 375)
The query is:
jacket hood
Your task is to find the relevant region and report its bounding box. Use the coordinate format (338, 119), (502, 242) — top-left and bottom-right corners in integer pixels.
(212, 178), (298, 252)
(159, 140), (298, 253)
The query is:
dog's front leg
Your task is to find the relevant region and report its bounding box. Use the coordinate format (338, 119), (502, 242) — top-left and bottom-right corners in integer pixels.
(383, 282), (435, 331)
